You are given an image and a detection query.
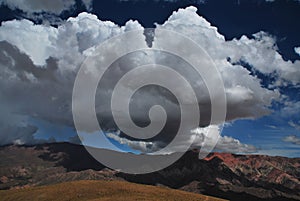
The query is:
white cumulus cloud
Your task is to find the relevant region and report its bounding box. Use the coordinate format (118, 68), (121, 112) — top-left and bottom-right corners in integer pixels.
(107, 126), (257, 154)
(295, 47), (300, 56)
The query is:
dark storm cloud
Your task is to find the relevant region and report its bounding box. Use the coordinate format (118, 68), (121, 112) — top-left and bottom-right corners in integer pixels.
(0, 0), (92, 14)
(0, 0), (93, 25)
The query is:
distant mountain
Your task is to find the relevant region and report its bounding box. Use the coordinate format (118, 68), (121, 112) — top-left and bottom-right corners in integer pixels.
(0, 143), (299, 201)
(121, 151), (300, 201)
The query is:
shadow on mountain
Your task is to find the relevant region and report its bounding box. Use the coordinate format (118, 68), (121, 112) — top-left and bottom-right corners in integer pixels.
(35, 142), (105, 171)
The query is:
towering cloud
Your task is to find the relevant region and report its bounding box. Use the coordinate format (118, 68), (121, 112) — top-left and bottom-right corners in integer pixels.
(0, 7), (298, 153)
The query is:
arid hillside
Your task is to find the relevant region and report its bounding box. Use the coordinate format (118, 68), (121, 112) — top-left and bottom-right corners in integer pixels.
(0, 180), (227, 201)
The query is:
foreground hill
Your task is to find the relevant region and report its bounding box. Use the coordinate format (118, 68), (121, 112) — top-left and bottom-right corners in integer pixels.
(0, 180), (226, 201)
(0, 143), (299, 201)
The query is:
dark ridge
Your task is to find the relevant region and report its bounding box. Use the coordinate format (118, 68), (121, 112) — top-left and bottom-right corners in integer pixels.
(35, 142), (106, 171)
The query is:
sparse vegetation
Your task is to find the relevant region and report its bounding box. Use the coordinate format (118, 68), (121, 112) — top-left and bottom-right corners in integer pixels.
(0, 180), (227, 201)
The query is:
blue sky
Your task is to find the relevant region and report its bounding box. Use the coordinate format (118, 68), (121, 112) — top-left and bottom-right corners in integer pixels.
(0, 0), (299, 157)
(223, 118), (300, 157)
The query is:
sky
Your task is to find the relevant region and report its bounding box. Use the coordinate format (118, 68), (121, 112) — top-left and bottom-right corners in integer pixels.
(0, 0), (299, 157)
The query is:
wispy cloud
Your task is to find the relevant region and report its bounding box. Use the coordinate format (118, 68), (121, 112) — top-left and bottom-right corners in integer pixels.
(283, 135), (300, 145)
(288, 121), (300, 130)
(265, 125), (278, 129)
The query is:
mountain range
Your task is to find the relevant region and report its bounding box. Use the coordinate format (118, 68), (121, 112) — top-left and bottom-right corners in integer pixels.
(0, 142), (299, 201)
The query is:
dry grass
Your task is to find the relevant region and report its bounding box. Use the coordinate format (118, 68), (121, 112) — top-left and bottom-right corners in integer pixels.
(0, 180), (227, 201)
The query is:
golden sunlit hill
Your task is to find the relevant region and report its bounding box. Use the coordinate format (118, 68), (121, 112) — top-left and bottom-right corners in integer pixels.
(0, 180), (227, 201)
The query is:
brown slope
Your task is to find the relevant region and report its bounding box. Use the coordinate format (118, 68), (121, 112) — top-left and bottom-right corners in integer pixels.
(0, 143), (113, 190)
(0, 180), (227, 201)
